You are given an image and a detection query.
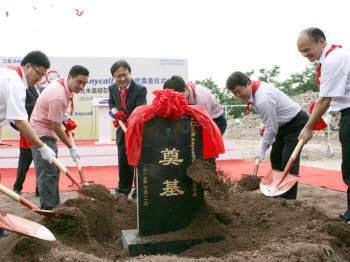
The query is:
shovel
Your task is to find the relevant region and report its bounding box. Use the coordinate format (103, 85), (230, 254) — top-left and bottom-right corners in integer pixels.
(52, 157), (81, 190)
(0, 212), (56, 241)
(260, 139), (305, 197)
(0, 184), (71, 219)
(109, 111), (127, 133)
(240, 158), (260, 179)
(240, 138), (262, 178)
(67, 131), (93, 186)
(52, 157), (90, 198)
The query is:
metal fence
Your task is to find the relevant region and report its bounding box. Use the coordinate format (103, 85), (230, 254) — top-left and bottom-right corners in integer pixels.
(222, 104), (334, 156)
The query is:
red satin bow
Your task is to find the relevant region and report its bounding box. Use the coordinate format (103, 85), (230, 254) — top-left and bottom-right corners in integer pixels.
(65, 119), (77, 130)
(113, 111), (127, 128)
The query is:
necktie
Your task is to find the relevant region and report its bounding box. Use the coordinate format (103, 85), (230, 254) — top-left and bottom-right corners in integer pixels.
(119, 88), (128, 112)
(246, 80), (261, 114)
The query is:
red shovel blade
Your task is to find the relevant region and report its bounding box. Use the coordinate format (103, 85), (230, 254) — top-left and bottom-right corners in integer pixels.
(0, 213), (56, 241)
(260, 169), (298, 196)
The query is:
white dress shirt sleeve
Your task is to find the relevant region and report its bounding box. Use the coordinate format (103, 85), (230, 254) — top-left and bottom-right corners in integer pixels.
(319, 53), (350, 98)
(6, 78), (28, 121)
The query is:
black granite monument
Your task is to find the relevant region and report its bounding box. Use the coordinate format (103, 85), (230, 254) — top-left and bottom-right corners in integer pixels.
(122, 115), (223, 256)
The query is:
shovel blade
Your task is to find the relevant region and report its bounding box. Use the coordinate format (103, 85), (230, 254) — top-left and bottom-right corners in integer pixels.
(260, 170), (298, 197)
(34, 209), (73, 219)
(0, 213), (56, 241)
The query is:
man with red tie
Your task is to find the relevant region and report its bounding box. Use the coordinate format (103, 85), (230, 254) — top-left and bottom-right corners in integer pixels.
(0, 51), (55, 237)
(297, 27), (350, 223)
(30, 65), (89, 210)
(226, 71), (309, 199)
(108, 60), (147, 199)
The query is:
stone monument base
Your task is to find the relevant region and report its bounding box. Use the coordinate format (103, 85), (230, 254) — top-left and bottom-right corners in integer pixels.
(122, 229), (225, 257)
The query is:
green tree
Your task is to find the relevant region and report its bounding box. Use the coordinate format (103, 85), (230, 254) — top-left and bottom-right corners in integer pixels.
(194, 78), (247, 118)
(195, 63), (318, 118)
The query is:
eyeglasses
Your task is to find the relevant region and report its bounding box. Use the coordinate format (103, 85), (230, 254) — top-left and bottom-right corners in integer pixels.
(114, 72), (130, 79)
(31, 64), (45, 77)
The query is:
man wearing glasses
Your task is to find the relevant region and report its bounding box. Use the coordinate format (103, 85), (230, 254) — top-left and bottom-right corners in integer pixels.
(0, 50), (55, 237)
(108, 60), (147, 199)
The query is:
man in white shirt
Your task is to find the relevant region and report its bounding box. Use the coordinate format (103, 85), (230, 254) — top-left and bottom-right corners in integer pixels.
(0, 50), (55, 237)
(226, 71), (309, 199)
(297, 27), (350, 223)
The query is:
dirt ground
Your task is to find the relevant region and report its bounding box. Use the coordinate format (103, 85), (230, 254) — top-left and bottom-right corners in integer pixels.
(0, 136), (349, 262)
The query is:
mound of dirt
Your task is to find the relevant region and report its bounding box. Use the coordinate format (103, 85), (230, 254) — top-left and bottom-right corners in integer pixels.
(238, 175), (261, 191)
(186, 159), (230, 200)
(1, 176), (350, 261)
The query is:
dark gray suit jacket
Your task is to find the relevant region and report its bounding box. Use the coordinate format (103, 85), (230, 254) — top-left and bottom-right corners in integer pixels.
(108, 79), (147, 144)
(26, 86), (44, 118)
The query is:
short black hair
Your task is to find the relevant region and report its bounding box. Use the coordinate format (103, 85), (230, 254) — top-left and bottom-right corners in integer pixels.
(68, 65), (89, 78)
(302, 27), (326, 43)
(163, 75), (186, 92)
(110, 60), (131, 76)
(21, 50), (50, 69)
(226, 71), (251, 91)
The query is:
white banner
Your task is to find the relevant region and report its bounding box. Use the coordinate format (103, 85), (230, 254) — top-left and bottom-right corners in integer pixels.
(1, 57), (188, 140)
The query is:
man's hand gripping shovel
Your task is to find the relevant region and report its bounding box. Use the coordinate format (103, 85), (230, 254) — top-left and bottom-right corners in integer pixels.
(260, 139), (305, 197)
(67, 131), (94, 186)
(109, 110), (127, 133)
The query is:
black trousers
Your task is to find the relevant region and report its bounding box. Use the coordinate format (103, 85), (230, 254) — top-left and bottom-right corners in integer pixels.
(13, 148), (39, 195)
(270, 110), (309, 199)
(340, 107), (350, 218)
(213, 113), (227, 136)
(208, 113), (227, 166)
(13, 148), (32, 192)
(116, 133), (135, 196)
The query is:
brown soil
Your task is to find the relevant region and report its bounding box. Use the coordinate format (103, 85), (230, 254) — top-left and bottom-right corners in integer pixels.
(238, 175), (261, 191)
(0, 138), (349, 261)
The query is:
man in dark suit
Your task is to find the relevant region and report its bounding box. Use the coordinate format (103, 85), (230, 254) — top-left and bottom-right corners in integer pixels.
(108, 60), (147, 199)
(13, 85), (44, 195)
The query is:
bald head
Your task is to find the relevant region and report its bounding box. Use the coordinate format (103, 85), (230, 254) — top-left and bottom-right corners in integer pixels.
(297, 27), (327, 62)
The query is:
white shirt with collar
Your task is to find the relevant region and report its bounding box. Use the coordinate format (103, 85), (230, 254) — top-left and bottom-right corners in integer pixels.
(319, 43), (350, 112)
(250, 82), (300, 154)
(0, 67), (28, 126)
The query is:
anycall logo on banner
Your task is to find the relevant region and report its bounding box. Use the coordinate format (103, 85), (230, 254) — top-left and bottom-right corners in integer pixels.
(39, 70), (61, 86)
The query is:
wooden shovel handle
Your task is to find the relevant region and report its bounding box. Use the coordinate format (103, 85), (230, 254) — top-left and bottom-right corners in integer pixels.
(118, 120), (127, 133)
(290, 139), (305, 161)
(68, 131), (88, 184)
(52, 157), (81, 188)
(0, 184), (39, 210)
(277, 139), (305, 186)
(68, 132), (82, 170)
(252, 158), (260, 176)
(0, 184), (20, 201)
